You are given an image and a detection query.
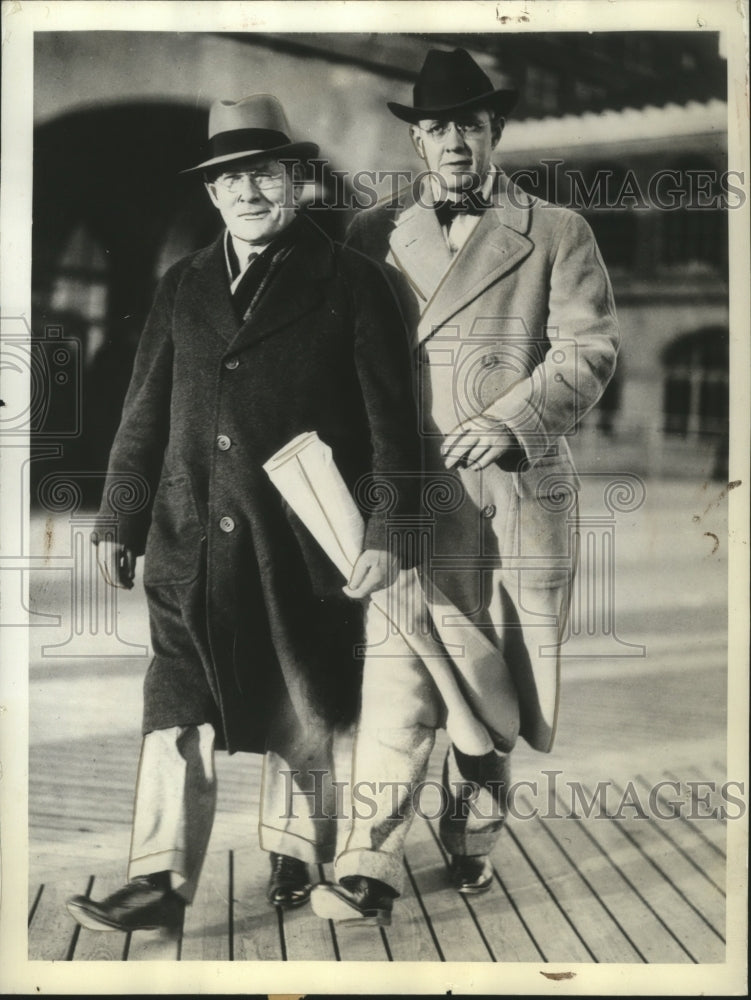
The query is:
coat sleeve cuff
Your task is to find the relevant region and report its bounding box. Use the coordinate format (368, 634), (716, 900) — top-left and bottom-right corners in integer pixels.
(480, 375), (553, 465)
(90, 512), (149, 555)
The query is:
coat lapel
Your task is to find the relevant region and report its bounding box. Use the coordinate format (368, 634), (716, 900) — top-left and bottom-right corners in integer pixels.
(184, 235), (239, 345)
(388, 199), (453, 303)
(413, 175), (536, 344)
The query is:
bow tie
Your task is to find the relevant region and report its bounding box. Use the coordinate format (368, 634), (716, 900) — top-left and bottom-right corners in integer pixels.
(434, 194), (491, 227)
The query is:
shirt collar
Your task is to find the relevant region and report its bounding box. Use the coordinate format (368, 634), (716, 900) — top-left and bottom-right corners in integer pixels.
(224, 229), (270, 281)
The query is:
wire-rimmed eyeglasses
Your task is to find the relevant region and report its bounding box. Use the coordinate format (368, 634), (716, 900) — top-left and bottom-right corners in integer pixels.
(212, 169), (286, 193)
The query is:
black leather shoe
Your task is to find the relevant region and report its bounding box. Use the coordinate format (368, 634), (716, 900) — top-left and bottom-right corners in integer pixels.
(449, 855), (494, 894)
(310, 876), (395, 926)
(267, 852), (311, 909)
(65, 873), (185, 932)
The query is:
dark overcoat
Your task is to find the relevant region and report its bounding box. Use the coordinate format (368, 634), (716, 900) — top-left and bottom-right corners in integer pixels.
(95, 216), (421, 754)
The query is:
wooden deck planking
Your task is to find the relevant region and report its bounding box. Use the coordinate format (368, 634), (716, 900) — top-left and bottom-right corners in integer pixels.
(669, 811), (728, 860)
(281, 904), (339, 962)
(542, 795), (690, 963)
(29, 809), (133, 833)
(213, 754), (260, 817)
(376, 852), (443, 963)
(605, 782), (725, 939)
(281, 864), (338, 962)
(30, 805), (133, 832)
(28, 745), (139, 771)
(663, 758), (738, 828)
(659, 770), (728, 857)
(631, 776), (727, 895)
(402, 821), (493, 962)
(30, 774), (136, 797)
(331, 921), (390, 962)
(30, 771), (136, 794)
(423, 819), (545, 964)
(491, 827), (594, 963)
(29, 840), (133, 886)
(606, 822), (726, 951)
(458, 880), (544, 963)
(231, 846), (284, 961)
(74, 928), (128, 962)
(27, 768), (729, 964)
(28, 876), (91, 961)
(29, 744), (141, 793)
(29, 740), (140, 764)
(126, 923), (182, 961)
(29, 795), (132, 820)
(574, 803), (724, 963)
(180, 850), (231, 961)
(507, 797), (644, 963)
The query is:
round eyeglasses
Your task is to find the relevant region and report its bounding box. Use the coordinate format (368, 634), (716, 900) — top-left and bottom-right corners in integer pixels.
(213, 170), (285, 193)
(418, 121), (489, 140)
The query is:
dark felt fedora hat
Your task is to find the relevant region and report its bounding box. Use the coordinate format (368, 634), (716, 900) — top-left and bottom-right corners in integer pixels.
(387, 48), (518, 124)
(182, 93), (319, 174)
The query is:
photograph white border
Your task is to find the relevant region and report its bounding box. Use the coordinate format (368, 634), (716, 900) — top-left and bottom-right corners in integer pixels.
(1, 1), (748, 994)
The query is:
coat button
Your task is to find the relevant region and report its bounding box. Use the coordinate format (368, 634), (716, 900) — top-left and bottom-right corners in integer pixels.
(219, 516), (235, 533)
(482, 504), (496, 518)
(224, 358), (240, 370)
(216, 434), (231, 451)
(482, 354), (499, 368)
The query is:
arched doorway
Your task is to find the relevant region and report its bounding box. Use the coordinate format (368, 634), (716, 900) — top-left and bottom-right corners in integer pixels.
(32, 103), (219, 503)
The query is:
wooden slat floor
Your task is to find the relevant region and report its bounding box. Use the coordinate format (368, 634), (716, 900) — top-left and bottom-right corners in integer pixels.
(26, 487), (732, 965)
(28, 764), (727, 964)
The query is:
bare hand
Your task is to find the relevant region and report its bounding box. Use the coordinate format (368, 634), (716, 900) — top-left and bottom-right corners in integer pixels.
(441, 418), (520, 471)
(96, 540), (137, 589)
(343, 548), (399, 599)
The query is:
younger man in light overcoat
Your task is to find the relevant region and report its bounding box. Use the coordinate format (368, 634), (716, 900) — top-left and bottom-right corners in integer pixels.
(312, 48), (620, 926)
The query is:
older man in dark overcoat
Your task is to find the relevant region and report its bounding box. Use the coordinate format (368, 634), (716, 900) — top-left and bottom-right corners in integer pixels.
(66, 94), (421, 932)
(312, 48), (620, 926)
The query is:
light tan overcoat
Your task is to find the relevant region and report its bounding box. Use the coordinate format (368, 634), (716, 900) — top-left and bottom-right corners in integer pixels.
(347, 171), (620, 751)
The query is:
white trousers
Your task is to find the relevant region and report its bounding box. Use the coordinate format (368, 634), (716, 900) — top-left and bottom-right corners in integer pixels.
(127, 606), (514, 902)
(128, 720), (339, 903)
(333, 608), (511, 895)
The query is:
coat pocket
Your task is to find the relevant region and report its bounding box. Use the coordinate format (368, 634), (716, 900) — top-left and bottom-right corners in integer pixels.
(143, 475), (205, 586)
(504, 455), (579, 589)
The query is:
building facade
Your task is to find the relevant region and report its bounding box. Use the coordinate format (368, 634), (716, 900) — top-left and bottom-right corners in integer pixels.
(31, 30), (730, 504)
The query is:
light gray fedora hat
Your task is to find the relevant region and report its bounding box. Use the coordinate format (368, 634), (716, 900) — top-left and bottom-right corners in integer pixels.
(182, 93), (319, 173)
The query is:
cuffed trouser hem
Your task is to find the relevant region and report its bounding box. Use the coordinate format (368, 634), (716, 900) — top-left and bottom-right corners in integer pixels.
(128, 850), (196, 903)
(334, 848), (404, 896)
(259, 823), (337, 866)
(438, 820), (507, 858)
(128, 724), (217, 905)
